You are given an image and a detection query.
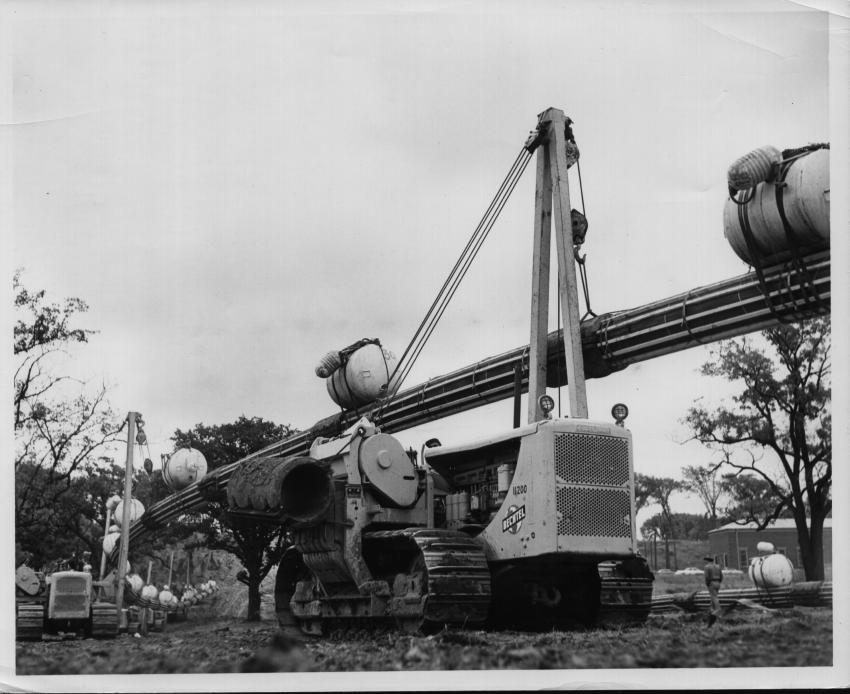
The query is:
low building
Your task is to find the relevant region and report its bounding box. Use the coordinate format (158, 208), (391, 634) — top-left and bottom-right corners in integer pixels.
(707, 518), (832, 576)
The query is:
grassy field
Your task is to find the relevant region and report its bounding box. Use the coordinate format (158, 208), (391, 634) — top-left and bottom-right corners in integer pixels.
(653, 571), (752, 595)
(16, 544), (833, 679)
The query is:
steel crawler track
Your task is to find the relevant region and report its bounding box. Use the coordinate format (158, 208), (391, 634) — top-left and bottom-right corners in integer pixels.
(15, 604), (44, 641)
(285, 528), (491, 634)
(90, 603), (119, 638)
(371, 528), (492, 629)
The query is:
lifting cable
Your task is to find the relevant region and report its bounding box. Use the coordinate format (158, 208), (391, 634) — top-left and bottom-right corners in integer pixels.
(729, 144), (828, 323)
(774, 150), (823, 312)
(383, 146), (534, 406)
(134, 418), (154, 479)
(557, 275), (562, 418)
(574, 159), (596, 321)
(733, 189), (789, 324)
(559, 158), (592, 416)
(389, 147), (533, 396)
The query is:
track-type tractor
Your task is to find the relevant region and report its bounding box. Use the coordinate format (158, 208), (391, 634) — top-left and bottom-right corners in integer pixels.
(15, 564), (119, 640)
(229, 410), (651, 634)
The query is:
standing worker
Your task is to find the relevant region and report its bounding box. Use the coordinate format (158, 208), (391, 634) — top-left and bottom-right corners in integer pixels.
(703, 555), (723, 626)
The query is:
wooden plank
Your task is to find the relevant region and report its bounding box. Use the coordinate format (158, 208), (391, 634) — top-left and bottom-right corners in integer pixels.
(547, 109), (588, 418)
(528, 143), (553, 423)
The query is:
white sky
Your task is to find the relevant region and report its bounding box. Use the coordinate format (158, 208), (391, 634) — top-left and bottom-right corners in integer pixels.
(2, 0), (849, 690)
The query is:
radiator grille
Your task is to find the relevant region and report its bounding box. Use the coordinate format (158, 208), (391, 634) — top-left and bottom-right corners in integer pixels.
(52, 593), (88, 614)
(554, 434), (629, 486)
(51, 575), (89, 615)
(556, 487), (631, 537)
(54, 575), (87, 593)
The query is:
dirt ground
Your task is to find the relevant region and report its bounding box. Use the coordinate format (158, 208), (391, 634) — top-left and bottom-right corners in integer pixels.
(15, 606), (832, 676)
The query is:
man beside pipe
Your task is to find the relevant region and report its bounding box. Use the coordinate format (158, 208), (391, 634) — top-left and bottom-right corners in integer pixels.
(704, 555), (723, 627)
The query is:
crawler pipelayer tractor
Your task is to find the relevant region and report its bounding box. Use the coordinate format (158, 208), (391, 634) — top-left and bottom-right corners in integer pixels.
(126, 108), (829, 635)
(15, 563), (118, 640)
(251, 412), (649, 633)
(228, 109), (653, 633)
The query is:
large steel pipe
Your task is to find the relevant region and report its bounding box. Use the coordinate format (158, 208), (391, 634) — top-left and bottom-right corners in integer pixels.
(226, 456), (332, 525)
(126, 252), (830, 546)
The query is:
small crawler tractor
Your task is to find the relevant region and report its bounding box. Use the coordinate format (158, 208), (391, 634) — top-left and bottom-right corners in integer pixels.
(15, 564), (118, 640)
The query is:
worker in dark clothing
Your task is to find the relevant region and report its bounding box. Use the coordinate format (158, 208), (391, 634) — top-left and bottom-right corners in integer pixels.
(704, 555), (723, 626)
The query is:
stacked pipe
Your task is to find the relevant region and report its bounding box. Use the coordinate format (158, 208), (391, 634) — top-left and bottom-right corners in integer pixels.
(650, 581), (832, 614)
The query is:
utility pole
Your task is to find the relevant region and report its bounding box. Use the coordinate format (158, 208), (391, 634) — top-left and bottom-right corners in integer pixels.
(96, 502), (115, 601)
(98, 505), (112, 581)
(527, 107), (588, 423)
(114, 411), (140, 625)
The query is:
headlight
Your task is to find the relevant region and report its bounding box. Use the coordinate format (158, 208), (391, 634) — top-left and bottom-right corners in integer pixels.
(611, 402), (629, 426)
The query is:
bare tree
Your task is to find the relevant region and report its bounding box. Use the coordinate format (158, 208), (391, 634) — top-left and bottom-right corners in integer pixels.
(14, 271), (124, 539)
(14, 269), (93, 430)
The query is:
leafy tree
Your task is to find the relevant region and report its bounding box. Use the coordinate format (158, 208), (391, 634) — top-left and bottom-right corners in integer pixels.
(720, 470), (789, 527)
(15, 450), (167, 573)
(639, 475), (682, 537)
(681, 464), (726, 528)
(184, 511), (289, 621)
(684, 317), (830, 580)
(633, 473), (653, 516)
(637, 475), (682, 568)
(172, 416), (297, 620)
(641, 512), (715, 542)
(14, 272), (124, 561)
(172, 416), (292, 471)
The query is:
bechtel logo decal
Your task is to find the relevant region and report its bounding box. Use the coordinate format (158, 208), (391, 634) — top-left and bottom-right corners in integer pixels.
(502, 504), (526, 534)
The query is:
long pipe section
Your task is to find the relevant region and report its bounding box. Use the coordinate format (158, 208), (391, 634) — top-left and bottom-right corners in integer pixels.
(128, 252), (829, 542)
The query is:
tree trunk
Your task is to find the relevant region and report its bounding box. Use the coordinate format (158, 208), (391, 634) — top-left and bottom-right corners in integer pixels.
(241, 537), (264, 621)
(247, 575), (262, 621)
(800, 520), (825, 581)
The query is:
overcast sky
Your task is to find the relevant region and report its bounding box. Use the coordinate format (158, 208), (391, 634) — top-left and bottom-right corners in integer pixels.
(3, 0), (844, 523)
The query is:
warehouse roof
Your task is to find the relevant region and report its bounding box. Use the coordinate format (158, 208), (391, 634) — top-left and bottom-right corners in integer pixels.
(708, 518), (832, 533)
